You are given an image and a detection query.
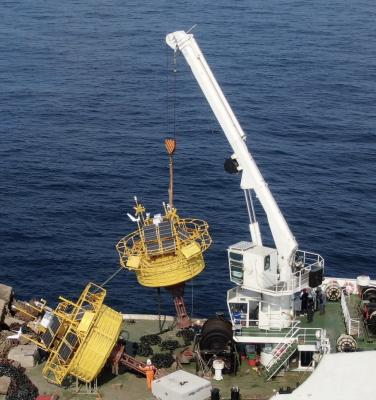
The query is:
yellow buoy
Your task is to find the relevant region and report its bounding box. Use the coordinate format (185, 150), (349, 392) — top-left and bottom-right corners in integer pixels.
(116, 139), (212, 328)
(116, 200), (212, 287)
(19, 282), (123, 386)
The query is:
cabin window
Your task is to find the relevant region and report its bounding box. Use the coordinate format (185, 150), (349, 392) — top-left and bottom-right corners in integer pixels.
(229, 252), (244, 284)
(264, 255), (271, 271)
(230, 252), (243, 262)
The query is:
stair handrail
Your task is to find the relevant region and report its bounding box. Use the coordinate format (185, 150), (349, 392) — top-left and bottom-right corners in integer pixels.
(265, 321), (301, 371)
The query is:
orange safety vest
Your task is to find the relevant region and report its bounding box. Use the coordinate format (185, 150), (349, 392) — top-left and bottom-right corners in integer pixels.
(142, 365), (156, 378)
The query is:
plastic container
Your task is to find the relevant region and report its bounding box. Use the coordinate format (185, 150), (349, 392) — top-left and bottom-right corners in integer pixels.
(247, 359), (257, 367)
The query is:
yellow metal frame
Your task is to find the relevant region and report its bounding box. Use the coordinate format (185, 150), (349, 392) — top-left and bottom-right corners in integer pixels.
(116, 203), (212, 287)
(21, 283), (122, 386)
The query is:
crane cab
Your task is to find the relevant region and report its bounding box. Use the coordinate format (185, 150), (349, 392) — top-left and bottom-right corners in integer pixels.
(228, 241), (278, 292)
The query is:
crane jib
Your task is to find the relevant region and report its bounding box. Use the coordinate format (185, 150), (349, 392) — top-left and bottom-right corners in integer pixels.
(166, 31), (298, 279)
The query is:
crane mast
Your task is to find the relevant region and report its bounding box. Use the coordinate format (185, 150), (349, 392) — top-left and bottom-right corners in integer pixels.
(166, 31), (297, 282)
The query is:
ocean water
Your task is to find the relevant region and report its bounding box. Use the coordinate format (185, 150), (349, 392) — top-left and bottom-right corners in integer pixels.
(1, 0), (375, 317)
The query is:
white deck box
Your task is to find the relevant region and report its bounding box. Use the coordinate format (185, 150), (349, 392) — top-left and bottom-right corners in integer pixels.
(152, 370), (212, 400)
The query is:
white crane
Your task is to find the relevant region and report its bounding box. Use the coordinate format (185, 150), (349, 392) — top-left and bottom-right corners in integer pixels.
(166, 31), (324, 329)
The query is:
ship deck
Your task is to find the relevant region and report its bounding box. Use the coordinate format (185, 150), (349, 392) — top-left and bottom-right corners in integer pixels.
(10, 319), (306, 400)
(238, 297), (375, 351)
(2, 300), (376, 400)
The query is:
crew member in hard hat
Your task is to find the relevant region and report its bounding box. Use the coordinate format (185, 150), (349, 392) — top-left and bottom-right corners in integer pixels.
(141, 359), (156, 390)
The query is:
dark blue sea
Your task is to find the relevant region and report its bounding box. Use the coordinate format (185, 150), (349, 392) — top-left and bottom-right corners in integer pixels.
(1, 0), (375, 317)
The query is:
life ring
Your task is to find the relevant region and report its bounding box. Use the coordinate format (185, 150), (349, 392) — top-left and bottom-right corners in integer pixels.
(343, 281), (355, 295)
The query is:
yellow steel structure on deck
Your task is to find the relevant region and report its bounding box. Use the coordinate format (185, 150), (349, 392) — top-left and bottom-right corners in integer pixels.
(116, 202), (212, 287)
(21, 282), (123, 386)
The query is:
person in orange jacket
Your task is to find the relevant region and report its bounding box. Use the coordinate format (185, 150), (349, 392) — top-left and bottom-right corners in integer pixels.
(141, 359), (156, 390)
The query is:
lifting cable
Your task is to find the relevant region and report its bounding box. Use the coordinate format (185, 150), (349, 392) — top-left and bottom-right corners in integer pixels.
(191, 278), (194, 318)
(166, 44), (178, 138)
(165, 45), (170, 135)
(157, 287), (166, 333)
(172, 49), (177, 138)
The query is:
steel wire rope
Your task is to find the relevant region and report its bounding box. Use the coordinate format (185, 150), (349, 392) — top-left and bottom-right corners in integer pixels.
(100, 267), (124, 287)
(191, 278), (194, 318)
(157, 287), (166, 333)
(165, 43), (178, 139)
(165, 45), (170, 136)
(172, 48), (178, 138)
(91, 267), (124, 294)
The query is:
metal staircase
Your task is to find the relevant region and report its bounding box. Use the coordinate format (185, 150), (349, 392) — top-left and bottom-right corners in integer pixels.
(108, 344), (147, 376)
(263, 341), (298, 381)
(173, 295), (191, 328)
(262, 323), (330, 381)
(262, 325), (300, 381)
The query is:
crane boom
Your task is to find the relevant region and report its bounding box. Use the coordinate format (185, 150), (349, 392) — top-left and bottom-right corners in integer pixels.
(166, 31), (297, 280)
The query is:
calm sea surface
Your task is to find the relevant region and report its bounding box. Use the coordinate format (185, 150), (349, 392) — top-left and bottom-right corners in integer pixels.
(1, 0), (375, 316)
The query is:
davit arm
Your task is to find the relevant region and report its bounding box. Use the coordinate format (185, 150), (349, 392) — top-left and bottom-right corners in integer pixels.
(166, 31), (298, 280)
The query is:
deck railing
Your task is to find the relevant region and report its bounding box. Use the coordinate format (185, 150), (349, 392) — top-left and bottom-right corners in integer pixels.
(340, 290), (360, 337)
(263, 323), (329, 380)
(257, 250), (324, 295)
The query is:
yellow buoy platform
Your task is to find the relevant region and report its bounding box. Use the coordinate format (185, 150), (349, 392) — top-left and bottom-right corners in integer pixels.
(20, 282), (123, 386)
(116, 201), (212, 287)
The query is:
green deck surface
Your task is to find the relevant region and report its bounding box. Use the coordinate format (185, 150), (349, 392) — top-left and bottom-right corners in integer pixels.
(1, 318), (307, 400)
(297, 302), (345, 350)
(2, 302), (375, 400)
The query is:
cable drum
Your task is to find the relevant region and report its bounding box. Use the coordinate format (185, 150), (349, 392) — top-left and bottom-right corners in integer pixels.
(200, 318), (233, 351)
(362, 287), (376, 303)
(325, 282), (341, 302)
(336, 334), (357, 352)
(367, 310), (376, 334)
